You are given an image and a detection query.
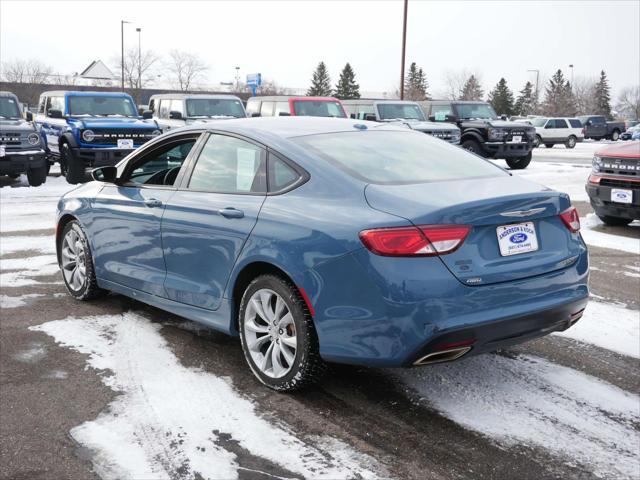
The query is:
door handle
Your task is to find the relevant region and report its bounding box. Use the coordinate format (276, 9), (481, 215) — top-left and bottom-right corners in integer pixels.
(218, 207), (244, 219)
(144, 198), (163, 208)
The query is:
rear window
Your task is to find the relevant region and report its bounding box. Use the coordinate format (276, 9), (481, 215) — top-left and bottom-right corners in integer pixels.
(292, 131), (506, 184)
(292, 101), (345, 118)
(569, 119), (582, 128)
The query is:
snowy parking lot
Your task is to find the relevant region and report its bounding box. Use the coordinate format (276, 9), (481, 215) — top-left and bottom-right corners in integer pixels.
(1, 142), (639, 480)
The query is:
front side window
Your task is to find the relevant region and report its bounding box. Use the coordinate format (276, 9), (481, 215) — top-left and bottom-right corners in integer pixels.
(274, 102), (290, 116)
(124, 137), (197, 186)
(376, 103), (425, 121)
(170, 99), (185, 116)
(158, 99), (170, 119)
(292, 131), (506, 185)
(47, 96), (65, 115)
(245, 99), (260, 116)
(188, 134), (266, 193)
(454, 103), (497, 120)
(186, 98), (246, 118)
(555, 119), (568, 128)
(260, 102), (274, 117)
(0, 96), (21, 118)
(292, 101), (346, 118)
(38, 96), (46, 114)
(68, 95), (137, 117)
(530, 117), (547, 127)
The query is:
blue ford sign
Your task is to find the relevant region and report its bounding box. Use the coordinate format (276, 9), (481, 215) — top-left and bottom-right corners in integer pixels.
(246, 73), (262, 96)
(509, 233), (528, 244)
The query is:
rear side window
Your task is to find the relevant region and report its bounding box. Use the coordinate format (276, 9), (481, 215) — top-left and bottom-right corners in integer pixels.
(293, 131), (505, 185)
(593, 117), (605, 125)
(569, 119), (582, 128)
(430, 104), (453, 120)
(268, 154), (301, 192)
(260, 101), (275, 117)
(188, 134), (266, 193)
(554, 119), (568, 128)
(274, 102), (290, 116)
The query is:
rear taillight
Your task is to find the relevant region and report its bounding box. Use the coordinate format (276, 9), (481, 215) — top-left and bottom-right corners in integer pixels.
(359, 225), (470, 257)
(559, 206), (580, 233)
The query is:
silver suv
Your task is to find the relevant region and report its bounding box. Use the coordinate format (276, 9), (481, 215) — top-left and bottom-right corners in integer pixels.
(148, 94), (246, 132)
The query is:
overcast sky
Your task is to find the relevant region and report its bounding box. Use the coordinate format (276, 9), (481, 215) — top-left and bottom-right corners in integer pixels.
(1, 0), (638, 97)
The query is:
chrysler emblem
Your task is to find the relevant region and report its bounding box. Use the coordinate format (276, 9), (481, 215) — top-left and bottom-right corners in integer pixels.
(500, 207), (546, 218)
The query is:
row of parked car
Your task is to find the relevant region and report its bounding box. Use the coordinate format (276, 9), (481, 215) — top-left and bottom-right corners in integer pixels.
(0, 89), (635, 186)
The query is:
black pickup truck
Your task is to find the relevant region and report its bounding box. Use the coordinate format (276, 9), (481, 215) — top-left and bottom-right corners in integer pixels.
(578, 115), (625, 141)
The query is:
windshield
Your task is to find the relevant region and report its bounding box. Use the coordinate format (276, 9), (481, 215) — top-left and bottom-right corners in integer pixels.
(0, 97), (21, 118)
(68, 95), (138, 116)
(531, 117), (548, 127)
(292, 131), (505, 184)
(186, 98), (246, 118)
(377, 103), (425, 121)
(292, 101), (346, 118)
(455, 103), (497, 120)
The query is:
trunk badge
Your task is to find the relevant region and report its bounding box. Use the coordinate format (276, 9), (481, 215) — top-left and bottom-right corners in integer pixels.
(500, 207), (546, 218)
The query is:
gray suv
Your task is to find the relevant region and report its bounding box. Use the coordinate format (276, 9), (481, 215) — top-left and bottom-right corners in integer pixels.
(0, 91), (47, 186)
(342, 99), (460, 144)
(148, 94), (246, 132)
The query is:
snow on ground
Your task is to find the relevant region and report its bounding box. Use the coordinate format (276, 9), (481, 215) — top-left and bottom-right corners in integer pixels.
(32, 313), (384, 480)
(531, 141), (604, 161)
(396, 353), (640, 480)
(580, 214), (640, 254)
(0, 293), (45, 309)
(554, 301), (640, 358)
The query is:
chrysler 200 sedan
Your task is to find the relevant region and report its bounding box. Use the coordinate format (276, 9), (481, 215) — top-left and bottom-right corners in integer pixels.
(56, 117), (589, 391)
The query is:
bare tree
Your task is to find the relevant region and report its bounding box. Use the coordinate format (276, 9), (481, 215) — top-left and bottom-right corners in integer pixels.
(440, 69), (483, 100)
(113, 48), (160, 90)
(572, 76), (597, 116)
(1, 59), (52, 84)
(166, 50), (208, 92)
(255, 80), (290, 96)
(616, 86), (640, 120)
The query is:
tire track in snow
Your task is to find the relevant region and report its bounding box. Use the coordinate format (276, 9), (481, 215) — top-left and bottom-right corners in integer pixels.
(31, 312), (385, 480)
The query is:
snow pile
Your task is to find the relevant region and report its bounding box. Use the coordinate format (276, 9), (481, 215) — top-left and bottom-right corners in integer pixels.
(579, 214), (640, 254)
(0, 254), (59, 287)
(555, 301), (640, 358)
(397, 354), (639, 479)
(32, 313), (383, 480)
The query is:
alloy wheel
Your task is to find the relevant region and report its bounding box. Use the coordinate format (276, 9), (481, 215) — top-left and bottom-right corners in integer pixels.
(243, 289), (297, 379)
(61, 227), (87, 291)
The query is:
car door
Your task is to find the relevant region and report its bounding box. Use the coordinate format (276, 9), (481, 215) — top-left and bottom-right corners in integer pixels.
(554, 118), (569, 140)
(161, 132), (267, 310)
(89, 132), (202, 295)
(542, 119), (557, 141)
(39, 96), (67, 155)
(590, 117), (606, 138)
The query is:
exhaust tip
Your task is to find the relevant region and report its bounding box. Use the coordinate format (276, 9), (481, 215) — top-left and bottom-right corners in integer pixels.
(413, 346), (472, 366)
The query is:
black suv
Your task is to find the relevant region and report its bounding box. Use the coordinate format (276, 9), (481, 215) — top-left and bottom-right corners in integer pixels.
(422, 100), (536, 169)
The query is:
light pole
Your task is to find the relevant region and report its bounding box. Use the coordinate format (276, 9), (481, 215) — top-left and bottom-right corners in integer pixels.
(136, 28), (142, 91)
(120, 20), (130, 91)
(399, 0), (408, 100)
(569, 64), (574, 90)
(235, 67), (240, 92)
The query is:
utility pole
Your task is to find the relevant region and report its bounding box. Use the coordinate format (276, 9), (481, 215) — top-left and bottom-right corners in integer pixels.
(235, 66), (240, 92)
(120, 20), (130, 92)
(569, 64), (574, 90)
(527, 69), (540, 101)
(136, 28), (142, 90)
(399, 0), (408, 100)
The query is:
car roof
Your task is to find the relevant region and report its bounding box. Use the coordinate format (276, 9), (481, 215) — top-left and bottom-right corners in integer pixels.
(425, 100), (487, 105)
(168, 116), (405, 141)
(596, 141), (640, 158)
(246, 96), (340, 102)
(0, 91), (19, 99)
(40, 90), (134, 97)
(341, 99), (419, 105)
(149, 93), (242, 100)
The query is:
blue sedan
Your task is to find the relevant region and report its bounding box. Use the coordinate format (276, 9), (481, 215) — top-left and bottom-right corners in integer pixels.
(56, 117), (589, 391)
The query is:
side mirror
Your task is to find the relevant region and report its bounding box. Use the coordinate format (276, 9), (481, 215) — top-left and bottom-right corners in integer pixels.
(169, 110), (183, 120)
(364, 114), (377, 122)
(586, 120), (592, 126)
(142, 110), (153, 119)
(92, 166), (118, 183)
(48, 109), (63, 119)
(251, 112), (261, 118)
(278, 112), (291, 116)
(25, 111), (33, 122)
(500, 115), (507, 121)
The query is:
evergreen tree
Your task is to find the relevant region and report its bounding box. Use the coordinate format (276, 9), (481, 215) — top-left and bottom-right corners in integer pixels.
(543, 69), (576, 116)
(514, 81), (537, 116)
(307, 62), (332, 96)
(334, 63), (360, 99)
(488, 78), (515, 116)
(459, 75), (484, 101)
(403, 62), (429, 100)
(593, 70), (612, 119)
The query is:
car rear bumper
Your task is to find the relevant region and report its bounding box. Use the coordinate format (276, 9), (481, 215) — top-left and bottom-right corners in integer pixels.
(483, 141), (533, 158)
(0, 149), (47, 174)
(306, 246), (589, 367)
(586, 182), (640, 220)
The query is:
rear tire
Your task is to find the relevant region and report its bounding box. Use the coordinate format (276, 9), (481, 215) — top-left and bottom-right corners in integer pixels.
(461, 139), (483, 156)
(506, 152), (532, 170)
(597, 215), (632, 227)
(533, 135), (542, 148)
(239, 274), (325, 391)
(611, 130), (620, 141)
(27, 165), (47, 186)
(61, 143), (86, 184)
(565, 136), (577, 149)
(59, 221), (106, 300)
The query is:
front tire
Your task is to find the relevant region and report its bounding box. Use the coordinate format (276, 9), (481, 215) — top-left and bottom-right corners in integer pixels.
(545, 143), (554, 148)
(239, 274), (325, 391)
(27, 165), (47, 186)
(59, 221), (105, 300)
(61, 143), (86, 184)
(506, 152), (532, 170)
(611, 130), (620, 141)
(597, 215), (632, 227)
(565, 135), (577, 149)
(533, 135), (542, 148)
(461, 139), (483, 156)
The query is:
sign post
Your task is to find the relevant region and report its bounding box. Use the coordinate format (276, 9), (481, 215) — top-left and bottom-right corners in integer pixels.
(246, 73), (262, 96)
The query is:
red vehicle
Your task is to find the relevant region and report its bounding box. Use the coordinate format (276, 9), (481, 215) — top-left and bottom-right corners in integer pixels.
(245, 96), (347, 118)
(586, 142), (640, 226)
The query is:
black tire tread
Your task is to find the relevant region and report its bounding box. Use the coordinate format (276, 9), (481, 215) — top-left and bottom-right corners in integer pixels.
(239, 274), (326, 392)
(60, 221), (106, 301)
(597, 215), (632, 227)
(27, 165), (47, 186)
(506, 152), (532, 170)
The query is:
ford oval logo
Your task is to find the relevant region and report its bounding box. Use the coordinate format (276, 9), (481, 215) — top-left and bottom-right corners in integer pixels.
(510, 233), (528, 244)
